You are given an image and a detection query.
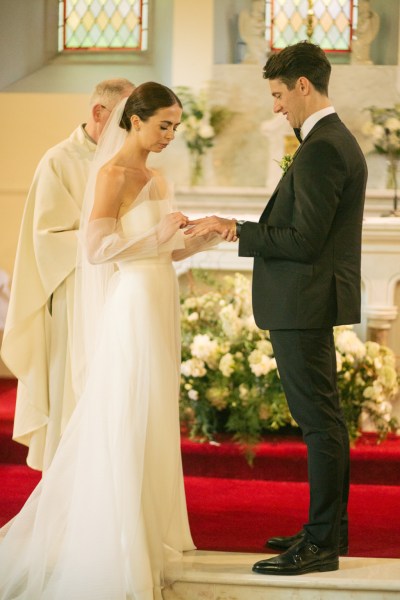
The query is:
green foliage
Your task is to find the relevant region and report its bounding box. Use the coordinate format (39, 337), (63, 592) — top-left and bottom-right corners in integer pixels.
(175, 86), (234, 156)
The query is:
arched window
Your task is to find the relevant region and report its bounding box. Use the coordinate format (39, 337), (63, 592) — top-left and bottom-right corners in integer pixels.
(266, 0), (358, 54)
(58, 0), (149, 52)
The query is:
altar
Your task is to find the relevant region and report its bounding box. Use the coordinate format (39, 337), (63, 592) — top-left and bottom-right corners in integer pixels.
(175, 186), (400, 360)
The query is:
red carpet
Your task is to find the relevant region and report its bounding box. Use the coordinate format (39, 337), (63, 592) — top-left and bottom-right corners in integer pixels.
(185, 476), (400, 558)
(1, 378), (400, 558)
(0, 465), (41, 524)
(181, 432), (400, 485)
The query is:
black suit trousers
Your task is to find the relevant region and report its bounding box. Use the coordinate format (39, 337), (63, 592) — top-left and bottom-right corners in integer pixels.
(269, 328), (350, 548)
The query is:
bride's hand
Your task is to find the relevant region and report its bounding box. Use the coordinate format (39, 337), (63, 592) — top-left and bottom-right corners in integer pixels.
(156, 212), (189, 244)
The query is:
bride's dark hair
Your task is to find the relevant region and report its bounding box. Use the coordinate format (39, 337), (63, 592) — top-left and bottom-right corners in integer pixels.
(120, 82), (182, 131)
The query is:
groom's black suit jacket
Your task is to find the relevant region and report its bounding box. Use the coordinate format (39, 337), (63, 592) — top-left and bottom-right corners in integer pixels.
(238, 113), (368, 330)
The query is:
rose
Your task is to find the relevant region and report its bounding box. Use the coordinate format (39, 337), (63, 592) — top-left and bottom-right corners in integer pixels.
(181, 358), (207, 378)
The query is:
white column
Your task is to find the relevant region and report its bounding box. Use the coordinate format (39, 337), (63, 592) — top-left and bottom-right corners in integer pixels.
(171, 0), (214, 89)
(361, 217), (400, 346)
(366, 306), (398, 346)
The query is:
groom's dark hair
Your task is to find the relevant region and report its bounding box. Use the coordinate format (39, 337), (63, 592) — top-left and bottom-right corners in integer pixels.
(263, 41), (331, 95)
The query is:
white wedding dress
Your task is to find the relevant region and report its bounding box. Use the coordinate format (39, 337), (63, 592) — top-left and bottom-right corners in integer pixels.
(0, 178), (200, 600)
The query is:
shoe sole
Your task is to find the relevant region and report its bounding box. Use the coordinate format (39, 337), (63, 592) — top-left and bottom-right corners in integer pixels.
(253, 560), (339, 576)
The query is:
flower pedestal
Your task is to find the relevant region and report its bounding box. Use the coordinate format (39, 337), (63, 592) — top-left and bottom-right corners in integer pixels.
(189, 151), (204, 186)
(386, 156), (400, 216)
(386, 157), (399, 189)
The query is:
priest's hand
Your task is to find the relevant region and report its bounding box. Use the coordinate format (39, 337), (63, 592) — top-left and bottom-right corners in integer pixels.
(185, 216), (238, 242)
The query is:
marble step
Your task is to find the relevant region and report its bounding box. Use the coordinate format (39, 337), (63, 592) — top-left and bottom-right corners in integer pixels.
(163, 550), (400, 600)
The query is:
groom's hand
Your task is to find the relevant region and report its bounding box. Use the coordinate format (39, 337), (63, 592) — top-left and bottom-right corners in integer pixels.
(185, 216), (238, 242)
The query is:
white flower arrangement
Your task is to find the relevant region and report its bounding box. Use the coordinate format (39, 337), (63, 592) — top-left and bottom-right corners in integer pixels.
(180, 271), (399, 449)
(175, 86), (232, 156)
(362, 105), (400, 156)
(175, 86), (234, 185)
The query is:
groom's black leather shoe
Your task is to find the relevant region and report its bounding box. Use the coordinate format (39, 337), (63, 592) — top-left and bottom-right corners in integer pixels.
(253, 539), (339, 576)
(266, 530), (349, 556)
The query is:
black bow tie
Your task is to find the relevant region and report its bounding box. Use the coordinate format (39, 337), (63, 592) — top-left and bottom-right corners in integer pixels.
(293, 128), (302, 143)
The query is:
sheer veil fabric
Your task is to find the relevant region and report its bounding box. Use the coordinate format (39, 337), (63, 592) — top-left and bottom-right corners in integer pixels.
(0, 98), (199, 599)
(71, 97), (128, 400)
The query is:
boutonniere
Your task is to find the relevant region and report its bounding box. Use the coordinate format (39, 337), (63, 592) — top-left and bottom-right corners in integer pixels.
(277, 153), (294, 175)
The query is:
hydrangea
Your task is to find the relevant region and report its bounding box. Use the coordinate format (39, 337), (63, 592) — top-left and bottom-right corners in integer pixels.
(220, 304), (244, 340)
(335, 328), (366, 359)
(219, 353), (235, 377)
(206, 387), (229, 410)
(256, 339), (273, 356)
(190, 334), (220, 369)
(248, 350), (277, 377)
(378, 365), (399, 389)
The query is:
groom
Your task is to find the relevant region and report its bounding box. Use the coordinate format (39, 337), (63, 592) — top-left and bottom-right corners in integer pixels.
(185, 41), (367, 575)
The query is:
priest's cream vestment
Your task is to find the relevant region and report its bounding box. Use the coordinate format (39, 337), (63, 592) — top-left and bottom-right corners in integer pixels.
(1, 126), (96, 470)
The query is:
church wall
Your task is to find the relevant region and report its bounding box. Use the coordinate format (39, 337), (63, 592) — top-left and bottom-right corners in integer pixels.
(372, 0), (399, 66)
(170, 0), (214, 89)
(207, 63), (400, 188)
(214, 0), (252, 65)
(0, 0), (50, 90)
(0, 0), (173, 93)
(0, 93), (91, 275)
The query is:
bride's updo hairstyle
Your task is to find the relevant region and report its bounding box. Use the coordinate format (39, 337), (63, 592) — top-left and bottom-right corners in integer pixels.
(119, 81), (182, 131)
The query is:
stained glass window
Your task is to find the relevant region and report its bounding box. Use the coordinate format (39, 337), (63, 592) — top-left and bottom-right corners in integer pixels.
(58, 0), (149, 52)
(266, 0), (357, 53)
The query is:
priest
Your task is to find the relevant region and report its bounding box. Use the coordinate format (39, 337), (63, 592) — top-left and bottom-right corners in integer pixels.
(1, 78), (134, 471)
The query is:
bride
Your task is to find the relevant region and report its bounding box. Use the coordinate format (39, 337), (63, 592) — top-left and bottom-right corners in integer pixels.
(0, 82), (220, 600)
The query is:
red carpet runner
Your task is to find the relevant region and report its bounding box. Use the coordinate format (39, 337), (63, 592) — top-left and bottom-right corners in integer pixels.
(1, 379), (400, 558)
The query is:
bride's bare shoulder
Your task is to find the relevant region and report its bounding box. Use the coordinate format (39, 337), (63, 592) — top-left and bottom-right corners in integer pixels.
(98, 162), (127, 184)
